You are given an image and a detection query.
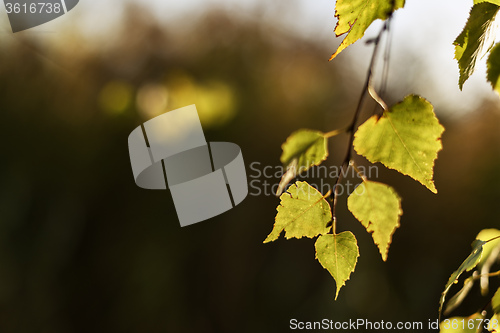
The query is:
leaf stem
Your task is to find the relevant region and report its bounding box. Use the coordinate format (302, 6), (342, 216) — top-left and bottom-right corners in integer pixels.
(324, 126), (349, 138)
(372, 16), (393, 116)
(368, 84), (389, 112)
(478, 269), (500, 278)
(350, 160), (368, 182)
(331, 161), (349, 234)
(464, 269), (500, 282)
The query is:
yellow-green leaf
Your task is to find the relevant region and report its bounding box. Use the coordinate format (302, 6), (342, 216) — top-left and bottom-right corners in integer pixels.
(347, 180), (402, 261)
(476, 229), (500, 295)
(280, 129), (328, 169)
(439, 313), (484, 332)
(487, 43), (500, 95)
(439, 240), (487, 319)
(330, 0), (405, 60)
(476, 229), (500, 267)
(454, 2), (499, 89)
(353, 95), (444, 193)
(264, 181), (331, 243)
(315, 232), (359, 299)
(277, 129), (328, 196)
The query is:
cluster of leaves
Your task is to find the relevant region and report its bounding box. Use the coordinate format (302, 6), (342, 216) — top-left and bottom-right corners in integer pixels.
(264, 95), (444, 298)
(456, 0), (500, 93)
(265, 0), (500, 313)
(439, 230), (500, 332)
(263, 0), (448, 299)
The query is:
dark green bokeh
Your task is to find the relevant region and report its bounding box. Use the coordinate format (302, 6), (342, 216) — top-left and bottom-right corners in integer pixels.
(1, 6), (500, 333)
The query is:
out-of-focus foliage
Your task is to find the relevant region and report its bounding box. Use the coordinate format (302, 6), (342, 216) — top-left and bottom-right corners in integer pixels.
(440, 229), (500, 323)
(0, 6), (348, 333)
(439, 239), (487, 318)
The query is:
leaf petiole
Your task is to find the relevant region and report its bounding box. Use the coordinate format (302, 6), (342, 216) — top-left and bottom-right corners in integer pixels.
(350, 160), (368, 182)
(324, 127), (349, 138)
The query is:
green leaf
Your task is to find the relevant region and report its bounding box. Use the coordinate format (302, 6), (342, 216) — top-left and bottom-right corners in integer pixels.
(476, 229), (500, 266)
(315, 232), (359, 299)
(264, 181), (331, 243)
(439, 239), (487, 319)
(280, 129), (328, 169)
(277, 130), (328, 196)
(330, 0), (405, 60)
(487, 43), (500, 94)
(454, 2), (499, 89)
(347, 180), (402, 261)
(353, 95), (444, 193)
(439, 313), (484, 332)
(476, 229), (500, 295)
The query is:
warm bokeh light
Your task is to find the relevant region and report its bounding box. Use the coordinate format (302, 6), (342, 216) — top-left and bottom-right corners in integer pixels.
(99, 80), (134, 115)
(136, 83), (169, 119)
(164, 71), (237, 128)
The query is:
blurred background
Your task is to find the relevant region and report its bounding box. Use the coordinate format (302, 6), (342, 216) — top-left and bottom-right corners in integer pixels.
(1, 0), (500, 332)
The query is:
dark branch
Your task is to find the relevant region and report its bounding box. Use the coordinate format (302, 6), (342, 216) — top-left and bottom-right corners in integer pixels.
(330, 18), (392, 232)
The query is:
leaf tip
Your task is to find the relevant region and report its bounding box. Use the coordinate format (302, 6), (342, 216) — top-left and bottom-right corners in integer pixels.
(426, 181), (438, 194)
(263, 233), (277, 244)
(347, 181), (401, 262)
(315, 232), (359, 300)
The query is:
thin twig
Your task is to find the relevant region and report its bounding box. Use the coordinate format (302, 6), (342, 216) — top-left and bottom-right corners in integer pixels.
(350, 160), (368, 182)
(473, 269), (500, 279)
(368, 84), (389, 111)
(330, 19), (391, 226)
(324, 126), (349, 138)
(331, 160), (348, 234)
(372, 17), (393, 116)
